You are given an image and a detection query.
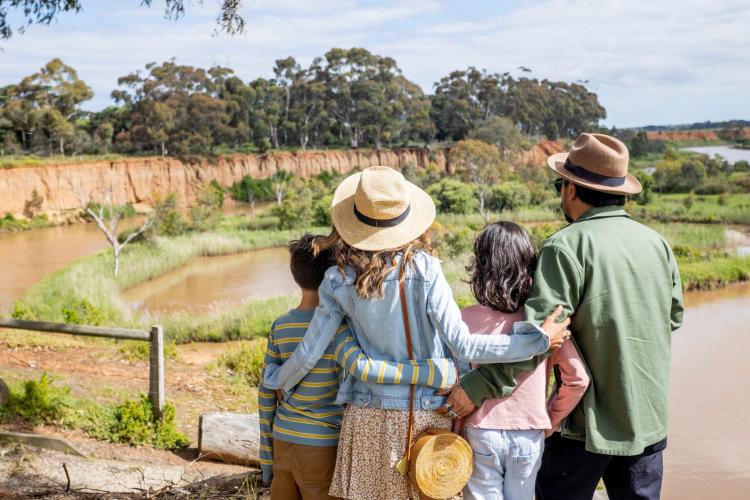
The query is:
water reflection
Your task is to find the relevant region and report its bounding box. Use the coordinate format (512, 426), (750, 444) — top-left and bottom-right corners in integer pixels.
(663, 282), (750, 498)
(122, 247), (297, 314)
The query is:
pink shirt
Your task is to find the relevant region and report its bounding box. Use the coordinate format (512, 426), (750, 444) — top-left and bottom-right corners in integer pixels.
(461, 304), (589, 431)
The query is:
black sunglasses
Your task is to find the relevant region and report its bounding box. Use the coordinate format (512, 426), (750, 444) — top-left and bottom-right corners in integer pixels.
(554, 178), (565, 194)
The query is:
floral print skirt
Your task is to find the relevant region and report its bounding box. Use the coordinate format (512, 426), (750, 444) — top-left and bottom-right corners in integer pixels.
(329, 404), (453, 500)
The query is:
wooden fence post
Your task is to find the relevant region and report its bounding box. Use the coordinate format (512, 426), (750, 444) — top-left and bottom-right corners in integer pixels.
(149, 325), (165, 421)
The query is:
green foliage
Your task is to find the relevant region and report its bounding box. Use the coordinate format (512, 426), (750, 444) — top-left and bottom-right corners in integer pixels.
(631, 171), (654, 205)
(488, 182), (532, 212)
(679, 256), (750, 290)
(61, 298), (107, 325)
(468, 116), (522, 150)
(105, 395), (188, 448)
(683, 193), (695, 210)
(150, 194), (187, 238)
(190, 181), (225, 229)
(219, 339), (267, 386)
(0, 373), (70, 425)
(427, 179), (478, 214)
(313, 194), (334, 227)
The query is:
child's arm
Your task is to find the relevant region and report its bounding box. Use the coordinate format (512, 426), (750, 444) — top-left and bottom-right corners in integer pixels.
(332, 327), (456, 388)
(263, 276), (344, 392)
(258, 331), (282, 484)
(426, 259), (552, 363)
(546, 339), (589, 436)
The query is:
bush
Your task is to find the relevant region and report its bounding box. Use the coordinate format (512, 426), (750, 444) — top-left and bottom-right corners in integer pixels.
(313, 194), (333, 227)
(488, 182), (532, 212)
(219, 339), (267, 386)
(62, 298), (107, 325)
(427, 179), (478, 214)
(106, 395), (189, 448)
(695, 180), (732, 195)
(0, 373), (70, 425)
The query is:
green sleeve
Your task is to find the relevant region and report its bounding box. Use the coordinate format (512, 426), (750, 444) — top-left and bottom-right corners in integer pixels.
(668, 246), (684, 331)
(460, 244), (582, 407)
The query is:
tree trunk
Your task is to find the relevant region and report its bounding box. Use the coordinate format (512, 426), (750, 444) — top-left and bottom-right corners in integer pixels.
(113, 247), (121, 277)
(250, 200), (256, 218)
(59, 137), (65, 156)
(198, 412), (261, 466)
(161, 142), (166, 157)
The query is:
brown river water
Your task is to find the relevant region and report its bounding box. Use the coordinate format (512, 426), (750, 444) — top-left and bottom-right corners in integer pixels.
(0, 221), (749, 498)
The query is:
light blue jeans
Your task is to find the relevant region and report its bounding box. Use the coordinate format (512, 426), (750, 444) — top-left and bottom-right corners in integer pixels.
(463, 427), (545, 500)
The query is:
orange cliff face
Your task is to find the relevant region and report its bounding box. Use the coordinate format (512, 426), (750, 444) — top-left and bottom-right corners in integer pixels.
(0, 148), (446, 218)
(645, 128), (750, 141)
(0, 141), (563, 219)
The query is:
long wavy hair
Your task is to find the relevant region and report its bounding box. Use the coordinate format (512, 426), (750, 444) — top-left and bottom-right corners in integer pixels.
(312, 228), (435, 299)
(467, 221), (536, 313)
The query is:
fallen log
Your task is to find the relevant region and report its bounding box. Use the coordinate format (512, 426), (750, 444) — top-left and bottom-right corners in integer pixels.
(198, 412), (261, 466)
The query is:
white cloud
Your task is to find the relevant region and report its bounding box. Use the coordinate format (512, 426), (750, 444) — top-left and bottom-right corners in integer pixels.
(0, 0), (747, 126)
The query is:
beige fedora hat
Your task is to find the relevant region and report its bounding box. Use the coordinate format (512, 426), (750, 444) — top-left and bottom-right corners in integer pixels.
(331, 166), (436, 251)
(547, 133), (642, 195)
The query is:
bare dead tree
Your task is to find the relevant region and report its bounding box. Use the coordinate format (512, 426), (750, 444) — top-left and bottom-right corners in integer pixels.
(68, 178), (154, 277)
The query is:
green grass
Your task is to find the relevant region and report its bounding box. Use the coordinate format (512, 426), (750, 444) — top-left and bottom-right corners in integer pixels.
(0, 154), (125, 169)
(647, 222), (728, 251)
(0, 213), (54, 233)
(679, 256), (750, 290)
(630, 193), (750, 224)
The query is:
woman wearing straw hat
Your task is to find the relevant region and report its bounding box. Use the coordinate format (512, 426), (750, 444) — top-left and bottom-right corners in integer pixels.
(263, 165), (570, 499)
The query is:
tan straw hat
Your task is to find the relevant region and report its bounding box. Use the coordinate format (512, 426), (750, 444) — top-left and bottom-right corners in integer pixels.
(331, 166), (436, 251)
(547, 133), (642, 195)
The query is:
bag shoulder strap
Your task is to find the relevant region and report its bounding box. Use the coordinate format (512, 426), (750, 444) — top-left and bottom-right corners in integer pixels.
(399, 268), (416, 469)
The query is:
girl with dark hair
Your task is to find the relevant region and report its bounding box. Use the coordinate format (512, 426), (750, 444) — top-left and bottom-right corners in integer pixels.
(460, 222), (590, 500)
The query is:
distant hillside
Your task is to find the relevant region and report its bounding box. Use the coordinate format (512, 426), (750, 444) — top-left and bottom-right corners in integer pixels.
(645, 128), (750, 142)
(637, 120), (750, 132)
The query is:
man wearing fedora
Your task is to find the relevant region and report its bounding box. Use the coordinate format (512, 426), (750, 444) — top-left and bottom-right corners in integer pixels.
(443, 133), (684, 499)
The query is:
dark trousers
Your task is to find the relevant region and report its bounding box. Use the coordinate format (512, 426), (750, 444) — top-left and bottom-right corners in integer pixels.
(536, 433), (667, 500)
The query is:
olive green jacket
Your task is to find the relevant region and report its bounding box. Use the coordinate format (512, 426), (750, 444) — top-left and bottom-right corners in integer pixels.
(460, 206), (684, 455)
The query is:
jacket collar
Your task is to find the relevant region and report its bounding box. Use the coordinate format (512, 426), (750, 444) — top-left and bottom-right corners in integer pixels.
(573, 205), (631, 223)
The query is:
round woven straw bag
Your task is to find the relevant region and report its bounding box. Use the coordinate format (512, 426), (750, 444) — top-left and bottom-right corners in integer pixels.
(408, 428), (474, 499)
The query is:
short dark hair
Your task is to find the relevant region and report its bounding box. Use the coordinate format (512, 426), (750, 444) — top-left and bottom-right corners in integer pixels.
(572, 182), (626, 207)
(468, 221), (536, 313)
(289, 234), (335, 290)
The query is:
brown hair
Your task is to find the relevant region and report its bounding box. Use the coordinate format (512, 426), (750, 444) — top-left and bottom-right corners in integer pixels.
(467, 221), (536, 313)
(288, 234), (336, 290)
(312, 228), (434, 299)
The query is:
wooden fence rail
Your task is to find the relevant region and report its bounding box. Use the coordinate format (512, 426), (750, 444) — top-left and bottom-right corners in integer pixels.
(0, 319), (164, 421)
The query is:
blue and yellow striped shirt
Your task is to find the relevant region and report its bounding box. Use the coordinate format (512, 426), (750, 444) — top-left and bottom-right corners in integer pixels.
(258, 308), (455, 482)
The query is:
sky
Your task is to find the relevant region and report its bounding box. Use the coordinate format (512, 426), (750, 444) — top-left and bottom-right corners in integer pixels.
(0, 0), (748, 128)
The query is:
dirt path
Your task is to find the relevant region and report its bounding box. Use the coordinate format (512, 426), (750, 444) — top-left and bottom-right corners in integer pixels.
(0, 332), (264, 497)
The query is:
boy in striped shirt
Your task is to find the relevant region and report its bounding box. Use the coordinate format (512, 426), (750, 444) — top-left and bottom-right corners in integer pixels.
(258, 234), (455, 499)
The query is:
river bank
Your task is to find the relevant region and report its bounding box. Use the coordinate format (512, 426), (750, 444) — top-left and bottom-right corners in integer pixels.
(6, 209), (749, 344)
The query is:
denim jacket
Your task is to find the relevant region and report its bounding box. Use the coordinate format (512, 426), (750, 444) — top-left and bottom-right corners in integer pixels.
(262, 251), (550, 411)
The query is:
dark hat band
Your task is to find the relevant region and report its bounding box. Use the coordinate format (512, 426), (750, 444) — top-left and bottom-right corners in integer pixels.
(564, 159), (626, 187)
(354, 204), (411, 228)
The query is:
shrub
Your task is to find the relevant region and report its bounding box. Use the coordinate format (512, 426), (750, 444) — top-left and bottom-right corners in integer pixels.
(106, 395), (188, 448)
(695, 180), (731, 195)
(61, 298), (107, 325)
(427, 179), (478, 214)
(0, 373), (70, 425)
(219, 339), (267, 386)
(488, 182), (532, 212)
